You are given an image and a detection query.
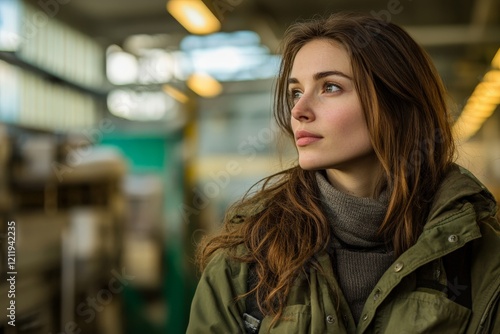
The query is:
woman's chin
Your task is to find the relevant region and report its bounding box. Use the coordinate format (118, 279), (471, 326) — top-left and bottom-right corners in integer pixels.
(298, 160), (324, 171)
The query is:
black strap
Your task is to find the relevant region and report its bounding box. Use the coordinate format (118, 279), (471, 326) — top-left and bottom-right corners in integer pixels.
(442, 242), (473, 309)
(243, 263), (263, 333)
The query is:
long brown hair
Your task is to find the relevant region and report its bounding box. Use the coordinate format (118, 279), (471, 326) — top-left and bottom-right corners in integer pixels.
(197, 12), (455, 325)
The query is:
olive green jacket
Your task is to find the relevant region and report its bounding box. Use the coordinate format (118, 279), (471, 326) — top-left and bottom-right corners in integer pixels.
(187, 166), (500, 333)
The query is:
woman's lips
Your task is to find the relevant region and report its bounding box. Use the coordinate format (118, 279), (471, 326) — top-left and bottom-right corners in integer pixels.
(295, 130), (322, 147)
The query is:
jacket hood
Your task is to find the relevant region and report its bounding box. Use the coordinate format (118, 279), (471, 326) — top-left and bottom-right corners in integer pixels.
(426, 164), (498, 227)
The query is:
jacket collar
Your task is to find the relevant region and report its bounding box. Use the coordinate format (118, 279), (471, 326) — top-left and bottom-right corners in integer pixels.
(426, 164), (497, 228)
(402, 164), (497, 265)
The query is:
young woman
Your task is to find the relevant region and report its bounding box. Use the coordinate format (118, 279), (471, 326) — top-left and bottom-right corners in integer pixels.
(187, 12), (500, 333)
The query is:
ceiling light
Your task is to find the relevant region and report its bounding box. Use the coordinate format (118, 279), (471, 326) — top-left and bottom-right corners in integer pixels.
(186, 73), (222, 97)
(106, 50), (138, 85)
(166, 0), (220, 35)
(474, 81), (500, 97)
(107, 89), (175, 121)
(453, 48), (500, 141)
(483, 70), (500, 82)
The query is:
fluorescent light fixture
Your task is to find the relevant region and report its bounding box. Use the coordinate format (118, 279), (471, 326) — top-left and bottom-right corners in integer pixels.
(137, 49), (174, 84)
(106, 50), (138, 85)
(475, 82), (500, 97)
(453, 48), (500, 141)
(187, 72), (222, 97)
(107, 89), (176, 121)
(166, 0), (220, 35)
(483, 70), (500, 82)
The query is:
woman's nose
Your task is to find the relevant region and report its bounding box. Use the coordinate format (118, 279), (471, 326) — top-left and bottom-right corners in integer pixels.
(291, 94), (316, 122)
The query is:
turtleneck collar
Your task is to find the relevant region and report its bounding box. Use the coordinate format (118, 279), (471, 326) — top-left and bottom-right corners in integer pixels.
(316, 171), (390, 250)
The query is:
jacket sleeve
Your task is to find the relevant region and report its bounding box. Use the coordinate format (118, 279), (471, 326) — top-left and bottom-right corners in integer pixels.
(186, 252), (246, 333)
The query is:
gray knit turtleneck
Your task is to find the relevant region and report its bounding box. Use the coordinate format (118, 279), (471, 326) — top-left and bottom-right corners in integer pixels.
(316, 172), (394, 323)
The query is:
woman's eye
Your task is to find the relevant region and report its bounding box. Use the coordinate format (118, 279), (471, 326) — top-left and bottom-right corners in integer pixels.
(325, 83), (340, 93)
(290, 90), (302, 101)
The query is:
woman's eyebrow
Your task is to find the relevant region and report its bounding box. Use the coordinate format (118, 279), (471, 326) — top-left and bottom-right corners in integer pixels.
(288, 70), (353, 85)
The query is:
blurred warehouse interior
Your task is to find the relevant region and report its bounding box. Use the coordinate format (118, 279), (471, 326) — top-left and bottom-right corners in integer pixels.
(0, 0), (499, 333)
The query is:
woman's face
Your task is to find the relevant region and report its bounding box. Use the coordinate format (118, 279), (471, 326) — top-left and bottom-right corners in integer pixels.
(289, 39), (376, 173)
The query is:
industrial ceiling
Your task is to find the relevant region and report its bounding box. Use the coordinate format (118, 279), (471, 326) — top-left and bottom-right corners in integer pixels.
(23, 0), (500, 114)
